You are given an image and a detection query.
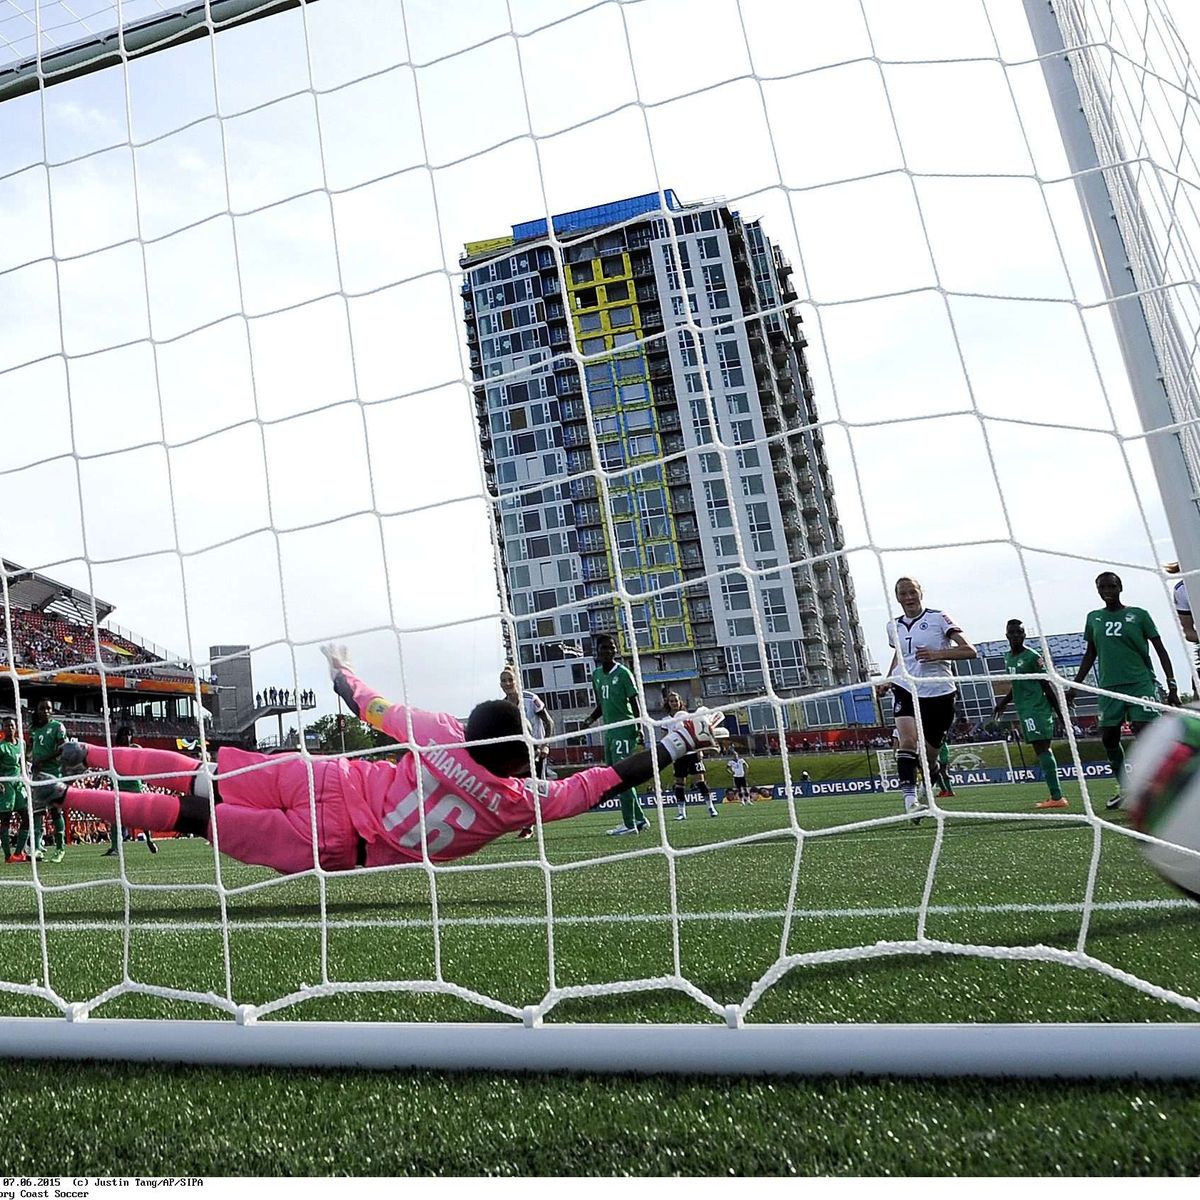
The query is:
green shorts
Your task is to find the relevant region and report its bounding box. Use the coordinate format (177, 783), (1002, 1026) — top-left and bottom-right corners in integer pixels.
(603, 725), (639, 765)
(1097, 683), (1159, 728)
(1017, 707), (1056, 743)
(0, 787), (18, 816)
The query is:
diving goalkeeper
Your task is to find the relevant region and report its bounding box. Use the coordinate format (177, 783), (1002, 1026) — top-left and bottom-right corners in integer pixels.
(54, 645), (727, 873)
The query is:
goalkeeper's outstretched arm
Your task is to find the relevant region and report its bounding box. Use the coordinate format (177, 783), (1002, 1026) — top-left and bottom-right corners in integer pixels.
(607, 708), (729, 796)
(321, 643), (413, 742)
(532, 708), (730, 824)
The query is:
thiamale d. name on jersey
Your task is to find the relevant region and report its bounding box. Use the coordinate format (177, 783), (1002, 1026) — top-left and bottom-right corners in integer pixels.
(887, 609), (960, 697)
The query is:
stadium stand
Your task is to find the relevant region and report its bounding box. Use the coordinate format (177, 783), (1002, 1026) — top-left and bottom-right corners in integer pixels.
(0, 562), (213, 745)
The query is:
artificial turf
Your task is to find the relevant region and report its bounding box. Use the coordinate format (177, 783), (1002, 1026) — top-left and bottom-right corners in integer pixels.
(0, 776), (1197, 1175)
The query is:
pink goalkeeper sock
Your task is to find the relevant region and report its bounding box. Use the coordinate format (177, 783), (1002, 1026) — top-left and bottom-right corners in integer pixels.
(84, 744), (206, 794)
(64, 786), (183, 831)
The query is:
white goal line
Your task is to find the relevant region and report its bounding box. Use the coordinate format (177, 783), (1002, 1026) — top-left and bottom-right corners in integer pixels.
(0, 894), (1187, 936)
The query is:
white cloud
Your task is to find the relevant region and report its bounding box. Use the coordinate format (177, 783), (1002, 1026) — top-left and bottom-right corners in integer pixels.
(0, 0), (1198, 729)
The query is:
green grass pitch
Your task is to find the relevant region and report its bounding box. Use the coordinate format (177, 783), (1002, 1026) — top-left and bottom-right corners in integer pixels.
(1, 777), (1199, 1175)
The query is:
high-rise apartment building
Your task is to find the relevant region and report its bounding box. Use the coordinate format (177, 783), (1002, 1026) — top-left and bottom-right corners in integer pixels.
(460, 191), (871, 737)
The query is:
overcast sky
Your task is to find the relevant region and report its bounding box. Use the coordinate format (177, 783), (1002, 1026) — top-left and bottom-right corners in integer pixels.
(0, 0), (1198, 731)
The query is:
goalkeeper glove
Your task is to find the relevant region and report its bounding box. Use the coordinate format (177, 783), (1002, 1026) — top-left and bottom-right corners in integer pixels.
(659, 708), (729, 762)
(320, 643), (360, 716)
(319, 643), (352, 680)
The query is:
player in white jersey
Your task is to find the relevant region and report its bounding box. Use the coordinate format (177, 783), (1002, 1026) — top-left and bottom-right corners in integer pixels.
(663, 691), (719, 820)
(729, 752), (750, 804)
(1165, 562), (1197, 644)
(500, 664), (554, 840)
(877, 577), (978, 821)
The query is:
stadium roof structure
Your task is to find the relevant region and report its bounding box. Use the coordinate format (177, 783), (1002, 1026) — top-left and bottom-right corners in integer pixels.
(1, 560), (115, 624)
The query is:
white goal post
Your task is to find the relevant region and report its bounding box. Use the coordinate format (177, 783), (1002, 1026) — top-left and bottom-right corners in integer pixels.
(1, 0), (1200, 1077)
(877, 740), (1015, 790)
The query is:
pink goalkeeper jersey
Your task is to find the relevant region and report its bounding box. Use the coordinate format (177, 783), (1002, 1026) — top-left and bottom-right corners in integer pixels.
(339, 667), (621, 865)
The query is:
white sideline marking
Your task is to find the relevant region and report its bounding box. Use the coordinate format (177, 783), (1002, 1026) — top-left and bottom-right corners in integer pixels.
(0, 896), (1193, 935)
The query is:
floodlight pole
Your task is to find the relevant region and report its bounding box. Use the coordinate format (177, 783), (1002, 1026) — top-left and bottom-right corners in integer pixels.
(1023, 0), (1200, 579)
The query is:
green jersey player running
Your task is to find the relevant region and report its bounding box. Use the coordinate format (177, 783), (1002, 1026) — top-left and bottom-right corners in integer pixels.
(1069, 572), (1180, 810)
(993, 619), (1068, 810)
(582, 634), (647, 835)
(0, 717), (28, 863)
(29, 698), (68, 863)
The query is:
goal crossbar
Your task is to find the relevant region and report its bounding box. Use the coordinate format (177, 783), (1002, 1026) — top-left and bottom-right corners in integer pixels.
(0, 0), (317, 104)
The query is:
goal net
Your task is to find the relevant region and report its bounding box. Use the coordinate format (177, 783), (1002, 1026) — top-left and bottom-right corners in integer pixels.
(1, 0), (1200, 1076)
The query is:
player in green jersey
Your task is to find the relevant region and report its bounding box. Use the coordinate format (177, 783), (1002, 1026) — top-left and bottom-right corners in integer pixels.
(0, 717), (27, 863)
(29, 698), (68, 862)
(1070, 572), (1180, 810)
(934, 740), (955, 799)
(582, 634), (647, 835)
(993, 619), (1068, 810)
(103, 726), (158, 857)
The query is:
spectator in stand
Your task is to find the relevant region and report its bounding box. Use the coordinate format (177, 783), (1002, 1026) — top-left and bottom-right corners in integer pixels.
(255, 692), (262, 708)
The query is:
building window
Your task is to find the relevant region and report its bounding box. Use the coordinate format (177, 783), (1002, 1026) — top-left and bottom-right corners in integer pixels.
(720, 573), (751, 611)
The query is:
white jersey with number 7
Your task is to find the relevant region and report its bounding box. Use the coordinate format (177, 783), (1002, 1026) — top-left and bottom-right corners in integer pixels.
(887, 608), (961, 698)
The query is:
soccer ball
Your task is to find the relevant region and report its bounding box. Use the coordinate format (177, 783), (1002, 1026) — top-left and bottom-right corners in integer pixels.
(1124, 711), (1200, 901)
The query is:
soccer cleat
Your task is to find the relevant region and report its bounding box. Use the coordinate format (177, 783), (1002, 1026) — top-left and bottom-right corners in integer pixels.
(5, 854), (26, 864)
(29, 850), (44, 861)
(59, 741), (90, 777)
(635, 819), (649, 831)
(1106, 792), (1124, 810)
(147, 841), (159, 854)
(48, 849), (65, 864)
(1036, 797), (1069, 810)
(935, 789), (954, 799)
(607, 823), (639, 836)
(674, 813), (687, 821)
(102, 848), (117, 857)
(515, 827), (534, 841)
(708, 808), (719, 818)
